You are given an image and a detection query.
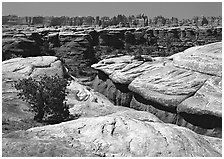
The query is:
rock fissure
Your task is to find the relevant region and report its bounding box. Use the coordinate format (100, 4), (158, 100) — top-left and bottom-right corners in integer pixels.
(92, 42), (222, 138)
(2, 26), (222, 157)
(177, 79), (208, 105)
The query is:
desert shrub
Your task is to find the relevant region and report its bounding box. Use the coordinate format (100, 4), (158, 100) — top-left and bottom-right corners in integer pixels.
(14, 74), (71, 123)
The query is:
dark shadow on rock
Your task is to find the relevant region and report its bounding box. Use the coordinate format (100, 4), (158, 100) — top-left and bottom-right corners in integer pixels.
(132, 92), (177, 114)
(98, 70), (109, 82)
(114, 82), (130, 93)
(179, 112), (222, 129)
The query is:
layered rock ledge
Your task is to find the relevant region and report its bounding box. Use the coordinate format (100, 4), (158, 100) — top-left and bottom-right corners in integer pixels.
(2, 55), (222, 157)
(91, 42), (222, 138)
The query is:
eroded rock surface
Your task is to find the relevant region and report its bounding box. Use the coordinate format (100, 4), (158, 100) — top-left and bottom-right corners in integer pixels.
(91, 42), (222, 138)
(2, 56), (64, 133)
(129, 64), (209, 109)
(177, 76), (222, 117)
(2, 56), (63, 80)
(2, 113), (221, 157)
(172, 42), (222, 77)
(2, 51), (222, 157)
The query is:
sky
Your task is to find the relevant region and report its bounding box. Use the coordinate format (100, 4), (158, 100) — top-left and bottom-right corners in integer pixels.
(2, 1), (222, 19)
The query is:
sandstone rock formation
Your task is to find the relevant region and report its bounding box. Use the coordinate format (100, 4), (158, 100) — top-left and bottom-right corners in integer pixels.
(2, 113), (221, 157)
(92, 42), (222, 138)
(3, 25), (221, 81)
(2, 54), (222, 157)
(2, 37), (42, 60)
(55, 32), (98, 78)
(2, 56), (63, 80)
(172, 42), (222, 77)
(2, 56), (64, 133)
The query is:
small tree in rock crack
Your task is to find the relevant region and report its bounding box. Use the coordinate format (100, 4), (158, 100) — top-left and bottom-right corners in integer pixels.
(14, 74), (71, 123)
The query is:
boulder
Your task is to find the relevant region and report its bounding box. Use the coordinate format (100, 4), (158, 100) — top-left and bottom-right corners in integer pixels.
(2, 113), (221, 157)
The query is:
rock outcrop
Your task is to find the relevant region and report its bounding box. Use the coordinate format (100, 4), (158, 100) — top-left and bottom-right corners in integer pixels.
(172, 42), (222, 76)
(2, 55), (222, 157)
(3, 25), (221, 81)
(92, 42), (222, 138)
(2, 37), (42, 60)
(2, 112), (222, 157)
(55, 32), (98, 78)
(2, 56), (64, 133)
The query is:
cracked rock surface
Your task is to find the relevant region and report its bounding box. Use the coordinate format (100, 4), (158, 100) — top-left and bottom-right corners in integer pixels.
(172, 42), (222, 77)
(91, 42), (222, 137)
(2, 43), (222, 156)
(2, 56), (63, 80)
(2, 113), (221, 157)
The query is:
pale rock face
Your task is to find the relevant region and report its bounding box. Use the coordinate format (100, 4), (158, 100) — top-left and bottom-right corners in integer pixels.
(91, 55), (134, 75)
(177, 76), (222, 117)
(66, 79), (119, 117)
(2, 56), (64, 122)
(2, 56), (64, 81)
(128, 64), (209, 109)
(91, 42), (222, 138)
(3, 113), (221, 157)
(109, 59), (167, 84)
(172, 42), (222, 77)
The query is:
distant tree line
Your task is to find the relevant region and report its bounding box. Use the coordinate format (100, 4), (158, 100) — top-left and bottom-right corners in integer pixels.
(2, 14), (222, 27)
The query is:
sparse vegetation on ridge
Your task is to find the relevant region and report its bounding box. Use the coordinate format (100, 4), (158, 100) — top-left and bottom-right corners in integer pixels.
(14, 74), (71, 123)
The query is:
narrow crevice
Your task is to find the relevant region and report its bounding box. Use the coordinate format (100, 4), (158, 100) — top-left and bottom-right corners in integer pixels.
(114, 82), (131, 93)
(110, 121), (116, 136)
(97, 70), (109, 81)
(178, 79), (208, 104)
(92, 71), (222, 138)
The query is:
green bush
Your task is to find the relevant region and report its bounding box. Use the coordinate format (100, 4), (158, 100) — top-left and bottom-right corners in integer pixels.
(14, 74), (71, 123)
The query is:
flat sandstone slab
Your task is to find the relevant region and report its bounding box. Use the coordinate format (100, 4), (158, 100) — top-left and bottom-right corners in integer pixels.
(109, 57), (171, 84)
(91, 55), (134, 75)
(172, 42), (222, 77)
(128, 64), (209, 109)
(177, 77), (222, 118)
(2, 56), (64, 80)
